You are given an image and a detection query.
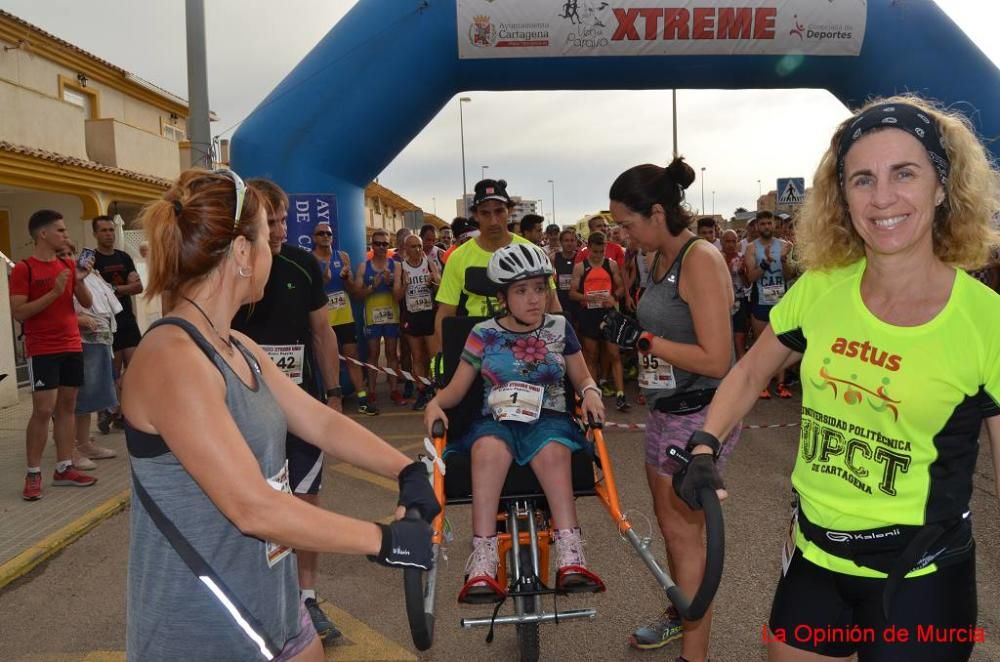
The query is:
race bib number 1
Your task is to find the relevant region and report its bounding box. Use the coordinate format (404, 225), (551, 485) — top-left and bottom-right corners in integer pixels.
(488, 381), (544, 423)
(261, 344), (304, 384)
(265, 461), (293, 567)
(638, 351), (676, 390)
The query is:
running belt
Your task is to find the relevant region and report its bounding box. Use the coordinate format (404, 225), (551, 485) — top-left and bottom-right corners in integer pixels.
(131, 469), (281, 660)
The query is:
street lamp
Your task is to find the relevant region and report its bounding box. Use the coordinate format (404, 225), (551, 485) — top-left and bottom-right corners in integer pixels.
(547, 179), (556, 224)
(459, 97), (471, 201)
(700, 167), (706, 214)
(481, 165), (489, 181)
(757, 179), (762, 198)
(712, 190), (715, 216)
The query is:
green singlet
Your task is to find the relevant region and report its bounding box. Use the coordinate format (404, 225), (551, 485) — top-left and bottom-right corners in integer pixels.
(770, 259), (1000, 577)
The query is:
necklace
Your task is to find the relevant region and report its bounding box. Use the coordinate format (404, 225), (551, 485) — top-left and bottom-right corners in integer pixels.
(181, 296), (234, 354)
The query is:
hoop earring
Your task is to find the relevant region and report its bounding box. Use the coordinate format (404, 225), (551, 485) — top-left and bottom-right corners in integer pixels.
(238, 266), (251, 278)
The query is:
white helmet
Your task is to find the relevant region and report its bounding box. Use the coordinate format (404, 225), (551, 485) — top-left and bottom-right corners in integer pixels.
(487, 243), (554, 286)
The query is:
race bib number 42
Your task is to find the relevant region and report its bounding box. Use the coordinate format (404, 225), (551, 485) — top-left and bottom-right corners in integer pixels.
(638, 351), (675, 390)
(488, 381), (544, 423)
(261, 344), (304, 384)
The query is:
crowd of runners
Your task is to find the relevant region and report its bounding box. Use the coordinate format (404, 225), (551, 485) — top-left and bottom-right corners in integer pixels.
(7, 93), (1000, 662)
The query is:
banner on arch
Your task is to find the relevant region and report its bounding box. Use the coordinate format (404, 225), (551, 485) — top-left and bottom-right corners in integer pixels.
(457, 0), (867, 59)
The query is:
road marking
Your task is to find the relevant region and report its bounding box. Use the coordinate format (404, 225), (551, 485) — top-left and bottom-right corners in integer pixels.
(329, 464), (398, 492)
(0, 490), (130, 590)
(321, 600), (417, 661)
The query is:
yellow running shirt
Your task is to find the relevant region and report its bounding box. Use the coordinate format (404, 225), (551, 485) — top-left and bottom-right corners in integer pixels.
(436, 235), (552, 317)
(770, 259), (1000, 577)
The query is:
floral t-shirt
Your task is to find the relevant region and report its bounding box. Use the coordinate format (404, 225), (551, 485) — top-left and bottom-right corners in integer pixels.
(461, 314), (582, 415)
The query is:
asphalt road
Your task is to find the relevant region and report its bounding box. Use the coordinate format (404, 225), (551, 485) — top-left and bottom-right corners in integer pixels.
(0, 391), (997, 662)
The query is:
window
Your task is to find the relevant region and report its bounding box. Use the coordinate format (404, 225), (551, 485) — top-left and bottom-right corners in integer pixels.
(162, 123), (185, 142)
(58, 75), (100, 120)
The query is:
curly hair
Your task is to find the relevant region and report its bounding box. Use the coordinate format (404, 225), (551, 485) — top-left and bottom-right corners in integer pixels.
(796, 94), (1000, 271)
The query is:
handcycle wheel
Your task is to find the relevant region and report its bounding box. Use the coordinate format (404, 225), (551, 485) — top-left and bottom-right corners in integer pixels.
(514, 546), (540, 662)
(403, 509), (434, 651)
(665, 485), (724, 621)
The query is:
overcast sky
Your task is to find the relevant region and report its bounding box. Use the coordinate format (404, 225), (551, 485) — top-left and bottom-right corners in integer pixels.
(2, 0), (998, 225)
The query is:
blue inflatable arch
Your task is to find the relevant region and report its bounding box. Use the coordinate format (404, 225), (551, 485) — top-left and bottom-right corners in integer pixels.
(232, 0), (1000, 261)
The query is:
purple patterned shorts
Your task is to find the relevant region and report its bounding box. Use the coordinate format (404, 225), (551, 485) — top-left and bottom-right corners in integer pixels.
(645, 408), (741, 477)
(274, 602), (317, 661)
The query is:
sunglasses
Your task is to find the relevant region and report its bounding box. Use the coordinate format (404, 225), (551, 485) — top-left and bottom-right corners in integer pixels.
(372, 241), (390, 248)
(210, 168), (246, 231)
(315, 231), (333, 237)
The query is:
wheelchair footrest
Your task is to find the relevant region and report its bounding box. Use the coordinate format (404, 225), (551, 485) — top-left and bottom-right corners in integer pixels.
(461, 608), (597, 628)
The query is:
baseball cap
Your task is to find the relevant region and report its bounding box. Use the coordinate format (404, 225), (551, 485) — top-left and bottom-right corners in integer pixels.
(451, 217), (479, 239)
(471, 179), (512, 209)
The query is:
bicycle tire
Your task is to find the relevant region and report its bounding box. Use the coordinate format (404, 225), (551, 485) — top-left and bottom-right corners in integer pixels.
(515, 546), (540, 662)
(403, 509), (434, 651)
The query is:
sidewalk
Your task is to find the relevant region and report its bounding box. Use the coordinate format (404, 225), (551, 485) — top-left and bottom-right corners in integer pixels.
(0, 389), (130, 589)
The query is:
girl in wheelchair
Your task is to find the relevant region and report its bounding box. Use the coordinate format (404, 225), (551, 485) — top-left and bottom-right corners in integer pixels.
(424, 243), (606, 603)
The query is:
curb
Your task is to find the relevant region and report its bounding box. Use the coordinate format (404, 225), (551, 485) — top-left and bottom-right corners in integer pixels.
(0, 489), (130, 590)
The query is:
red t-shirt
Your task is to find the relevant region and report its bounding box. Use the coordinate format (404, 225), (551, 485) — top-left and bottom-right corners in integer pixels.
(9, 256), (82, 357)
(575, 242), (626, 270)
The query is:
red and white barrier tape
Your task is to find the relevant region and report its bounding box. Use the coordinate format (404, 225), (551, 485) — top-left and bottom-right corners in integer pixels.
(603, 421), (800, 431)
(340, 355), (433, 386)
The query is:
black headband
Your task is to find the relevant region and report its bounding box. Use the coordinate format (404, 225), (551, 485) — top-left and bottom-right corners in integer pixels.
(172, 199), (183, 217)
(837, 103), (950, 185)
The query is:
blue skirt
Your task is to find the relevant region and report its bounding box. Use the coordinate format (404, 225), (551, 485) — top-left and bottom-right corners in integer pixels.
(447, 412), (587, 465)
(75, 343), (118, 415)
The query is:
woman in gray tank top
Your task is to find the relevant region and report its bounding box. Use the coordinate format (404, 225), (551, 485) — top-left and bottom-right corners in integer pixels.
(122, 170), (436, 661)
(605, 158), (740, 660)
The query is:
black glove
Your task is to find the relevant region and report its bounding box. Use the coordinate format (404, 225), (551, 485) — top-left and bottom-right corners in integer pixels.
(368, 519), (433, 570)
(601, 308), (643, 349)
(397, 461), (441, 523)
(672, 453), (725, 511)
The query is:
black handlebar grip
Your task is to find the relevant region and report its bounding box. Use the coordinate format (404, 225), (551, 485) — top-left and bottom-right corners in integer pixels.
(431, 419), (446, 438)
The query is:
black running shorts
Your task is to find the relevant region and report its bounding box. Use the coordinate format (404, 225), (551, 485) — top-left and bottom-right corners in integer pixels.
(28, 352), (84, 391)
(286, 433), (324, 495)
(769, 548), (977, 661)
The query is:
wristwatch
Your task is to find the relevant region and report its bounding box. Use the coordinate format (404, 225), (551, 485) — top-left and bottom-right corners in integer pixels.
(325, 386), (343, 398)
(637, 331), (654, 352)
(685, 430), (722, 459)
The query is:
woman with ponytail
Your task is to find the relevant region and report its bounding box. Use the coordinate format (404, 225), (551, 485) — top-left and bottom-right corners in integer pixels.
(122, 169), (435, 661)
(603, 158), (738, 661)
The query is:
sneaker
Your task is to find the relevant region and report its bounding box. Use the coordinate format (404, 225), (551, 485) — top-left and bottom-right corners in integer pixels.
(403, 381), (415, 399)
(554, 528), (605, 593)
(72, 451), (97, 471)
(776, 383), (793, 399)
(458, 536), (504, 604)
(97, 410), (112, 434)
(629, 606), (684, 650)
(23, 472), (42, 501)
(411, 390), (429, 411)
(358, 397), (379, 416)
(637, 393), (646, 406)
(304, 597), (342, 645)
(759, 388), (772, 400)
(111, 413), (126, 430)
(389, 390), (406, 406)
(600, 381), (615, 397)
(78, 440), (116, 459)
(615, 394), (631, 412)
(52, 466), (97, 487)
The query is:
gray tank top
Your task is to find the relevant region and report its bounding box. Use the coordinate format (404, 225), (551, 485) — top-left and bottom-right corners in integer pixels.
(636, 238), (727, 406)
(126, 318), (298, 661)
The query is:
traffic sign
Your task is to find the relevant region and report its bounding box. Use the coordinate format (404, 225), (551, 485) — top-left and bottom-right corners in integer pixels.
(776, 178), (805, 206)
